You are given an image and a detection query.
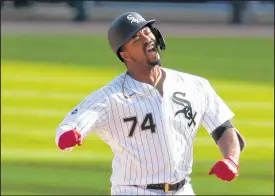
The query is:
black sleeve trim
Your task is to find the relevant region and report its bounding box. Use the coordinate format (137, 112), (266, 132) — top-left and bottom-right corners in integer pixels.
(211, 120), (234, 143)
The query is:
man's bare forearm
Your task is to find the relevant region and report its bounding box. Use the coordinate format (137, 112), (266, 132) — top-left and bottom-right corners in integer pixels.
(217, 128), (241, 164)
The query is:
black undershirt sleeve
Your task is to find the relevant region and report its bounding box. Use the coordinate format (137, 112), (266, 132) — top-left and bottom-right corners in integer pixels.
(211, 120), (234, 143)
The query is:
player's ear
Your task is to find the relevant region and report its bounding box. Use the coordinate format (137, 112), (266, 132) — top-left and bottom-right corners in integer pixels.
(120, 50), (130, 62)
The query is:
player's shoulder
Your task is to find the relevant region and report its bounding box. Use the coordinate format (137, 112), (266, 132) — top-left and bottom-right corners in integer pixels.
(92, 72), (125, 97)
(81, 87), (108, 103)
(164, 67), (210, 85)
(80, 72), (125, 102)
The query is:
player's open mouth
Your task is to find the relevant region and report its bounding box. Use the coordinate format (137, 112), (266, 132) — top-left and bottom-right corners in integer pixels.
(145, 42), (157, 55)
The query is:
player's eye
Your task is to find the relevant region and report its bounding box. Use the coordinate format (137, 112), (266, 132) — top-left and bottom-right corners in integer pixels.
(144, 28), (151, 35)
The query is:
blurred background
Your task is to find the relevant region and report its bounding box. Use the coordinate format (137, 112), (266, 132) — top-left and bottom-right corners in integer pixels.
(1, 0), (274, 195)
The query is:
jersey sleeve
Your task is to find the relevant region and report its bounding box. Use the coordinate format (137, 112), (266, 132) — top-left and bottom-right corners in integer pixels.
(201, 80), (235, 134)
(55, 89), (110, 149)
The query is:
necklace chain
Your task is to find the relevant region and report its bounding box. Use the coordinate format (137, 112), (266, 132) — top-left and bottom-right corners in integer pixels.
(122, 69), (162, 99)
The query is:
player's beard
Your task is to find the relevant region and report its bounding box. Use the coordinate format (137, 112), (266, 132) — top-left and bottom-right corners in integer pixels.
(147, 49), (161, 67)
(143, 42), (161, 68)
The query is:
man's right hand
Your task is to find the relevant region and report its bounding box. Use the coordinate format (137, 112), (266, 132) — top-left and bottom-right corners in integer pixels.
(58, 128), (82, 150)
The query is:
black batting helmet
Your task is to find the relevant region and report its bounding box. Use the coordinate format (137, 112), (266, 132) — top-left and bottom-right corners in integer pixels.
(108, 12), (166, 62)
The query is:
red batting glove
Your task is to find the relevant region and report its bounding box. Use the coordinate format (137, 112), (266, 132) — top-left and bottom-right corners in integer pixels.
(58, 128), (82, 150)
(209, 156), (239, 181)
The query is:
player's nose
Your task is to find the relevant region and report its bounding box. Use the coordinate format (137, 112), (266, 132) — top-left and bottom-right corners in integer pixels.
(140, 33), (151, 43)
(142, 37), (153, 51)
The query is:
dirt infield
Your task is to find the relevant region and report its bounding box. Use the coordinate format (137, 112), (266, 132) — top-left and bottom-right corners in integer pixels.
(2, 20), (274, 38)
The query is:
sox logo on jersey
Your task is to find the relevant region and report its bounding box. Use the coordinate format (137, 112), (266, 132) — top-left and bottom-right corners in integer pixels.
(172, 92), (197, 128)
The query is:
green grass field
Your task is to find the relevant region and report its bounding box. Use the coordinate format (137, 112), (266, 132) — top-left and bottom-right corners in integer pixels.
(1, 35), (274, 195)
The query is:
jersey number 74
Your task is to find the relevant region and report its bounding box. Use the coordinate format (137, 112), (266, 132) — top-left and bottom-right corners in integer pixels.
(123, 113), (156, 138)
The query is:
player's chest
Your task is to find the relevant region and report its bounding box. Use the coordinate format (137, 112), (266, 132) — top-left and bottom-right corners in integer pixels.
(164, 86), (203, 133)
(111, 84), (204, 137)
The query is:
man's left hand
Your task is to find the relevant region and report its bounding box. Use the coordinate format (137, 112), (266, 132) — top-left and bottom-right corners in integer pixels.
(209, 156), (239, 181)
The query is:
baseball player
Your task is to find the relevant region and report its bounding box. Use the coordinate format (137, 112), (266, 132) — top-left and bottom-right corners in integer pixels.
(55, 12), (246, 195)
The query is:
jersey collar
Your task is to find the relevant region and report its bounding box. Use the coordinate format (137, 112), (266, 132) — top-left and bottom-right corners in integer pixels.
(123, 72), (156, 96)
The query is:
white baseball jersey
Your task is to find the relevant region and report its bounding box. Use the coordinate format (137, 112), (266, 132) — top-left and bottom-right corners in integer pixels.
(55, 67), (234, 192)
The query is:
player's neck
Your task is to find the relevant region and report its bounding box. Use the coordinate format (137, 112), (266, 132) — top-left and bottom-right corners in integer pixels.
(127, 65), (161, 86)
